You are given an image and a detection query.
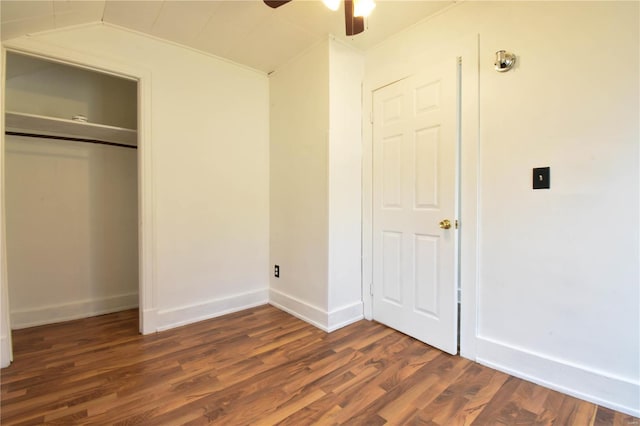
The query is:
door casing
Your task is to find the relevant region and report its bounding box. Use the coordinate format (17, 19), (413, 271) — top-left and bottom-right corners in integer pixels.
(0, 38), (157, 367)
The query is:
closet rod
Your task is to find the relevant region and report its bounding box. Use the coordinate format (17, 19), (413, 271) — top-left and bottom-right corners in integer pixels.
(5, 131), (137, 150)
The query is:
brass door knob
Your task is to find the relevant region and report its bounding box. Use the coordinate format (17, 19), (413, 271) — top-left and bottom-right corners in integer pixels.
(439, 219), (452, 229)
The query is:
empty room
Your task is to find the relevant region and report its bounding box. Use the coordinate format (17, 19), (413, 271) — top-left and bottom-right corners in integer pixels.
(0, 0), (638, 424)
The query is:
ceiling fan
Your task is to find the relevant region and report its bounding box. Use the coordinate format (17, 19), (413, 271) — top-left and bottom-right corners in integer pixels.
(263, 0), (375, 36)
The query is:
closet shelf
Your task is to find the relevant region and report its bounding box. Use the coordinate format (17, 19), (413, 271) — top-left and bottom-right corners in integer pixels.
(5, 111), (137, 146)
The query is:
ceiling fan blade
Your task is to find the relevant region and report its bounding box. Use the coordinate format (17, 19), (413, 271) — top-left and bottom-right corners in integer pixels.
(344, 0), (364, 36)
(264, 0), (292, 8)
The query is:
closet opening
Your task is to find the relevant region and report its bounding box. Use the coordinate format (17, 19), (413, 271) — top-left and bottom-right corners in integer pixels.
(3, 51), (140, 341)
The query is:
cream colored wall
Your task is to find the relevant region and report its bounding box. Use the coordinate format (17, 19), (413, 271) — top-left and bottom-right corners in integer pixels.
(364, 1), (639, 416)
(5, 136), (138, 328)
(269, 38), (364, 330)
(269, 40), (330, 326)
(327, 39), (364, 324)
(2, 23), (270, 332)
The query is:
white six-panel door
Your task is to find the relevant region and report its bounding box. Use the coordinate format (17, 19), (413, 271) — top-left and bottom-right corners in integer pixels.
(372, 56), (459, 355)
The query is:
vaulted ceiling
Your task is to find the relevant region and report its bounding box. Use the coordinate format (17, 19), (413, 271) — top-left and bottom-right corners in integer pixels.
(0, 0), (454, 73)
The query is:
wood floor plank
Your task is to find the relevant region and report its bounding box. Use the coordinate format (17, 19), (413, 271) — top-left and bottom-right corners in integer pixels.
(469, 375), (523, 425)
(1, 305), (637, 425)
(275, 393), (342, 425)
(448, 366), (511, 425)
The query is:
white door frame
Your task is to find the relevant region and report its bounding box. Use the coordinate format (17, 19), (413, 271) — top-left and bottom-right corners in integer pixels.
(0, 37), (157, 366)
(362, 35), (480, 360)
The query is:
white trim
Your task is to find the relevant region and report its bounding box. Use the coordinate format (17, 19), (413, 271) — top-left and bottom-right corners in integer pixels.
(476, 336), (640, 417)
(269, 289), (363, 333)
(458, 34), (480, 360)
(327, 301), (364, 332)
(269, 288), (329, 331)
(141, 308), (158, 334)
(2, 35), (156, 337)
(10, 293), (139, 329)
(135, 49), (156, 335)
(0, 334), (10, 368)
(155, 289), (269, 332)
(1, 38), (14, 368)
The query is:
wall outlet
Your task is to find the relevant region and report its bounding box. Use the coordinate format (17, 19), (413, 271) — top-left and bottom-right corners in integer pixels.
(274, 265), (280, 278)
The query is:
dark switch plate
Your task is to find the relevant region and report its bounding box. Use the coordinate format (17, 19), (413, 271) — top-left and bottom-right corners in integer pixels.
(533, 167), (550, 189)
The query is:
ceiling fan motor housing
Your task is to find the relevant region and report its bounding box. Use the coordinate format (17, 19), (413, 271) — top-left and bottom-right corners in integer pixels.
(263, 0), (365, 36)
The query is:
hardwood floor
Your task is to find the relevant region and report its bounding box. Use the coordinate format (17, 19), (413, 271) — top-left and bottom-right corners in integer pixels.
(1, 306), (637, 425)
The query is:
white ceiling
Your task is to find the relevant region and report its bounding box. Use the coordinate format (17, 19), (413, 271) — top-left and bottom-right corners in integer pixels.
(0, 0), (454, 73)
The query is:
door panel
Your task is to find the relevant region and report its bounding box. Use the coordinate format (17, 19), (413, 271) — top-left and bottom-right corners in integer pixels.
(382, 135), (402, 208)
(382, 231), (402, 305)
(372, 56), (459, 355)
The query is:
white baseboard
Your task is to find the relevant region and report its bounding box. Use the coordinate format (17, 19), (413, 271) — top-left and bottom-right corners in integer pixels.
(154, 289), (269, 332)
(0, 334), (12, 368)
(269, 289), (328, 331)
(140, 308), (158, 335)
(476, 336), (640, 417)
(269, 288), (363, 332)
(10, 293), (139, 329)
(327, 301), (364, 332)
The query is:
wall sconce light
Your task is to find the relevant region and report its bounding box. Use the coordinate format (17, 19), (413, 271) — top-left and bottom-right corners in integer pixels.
(495, 50), (516, 72)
